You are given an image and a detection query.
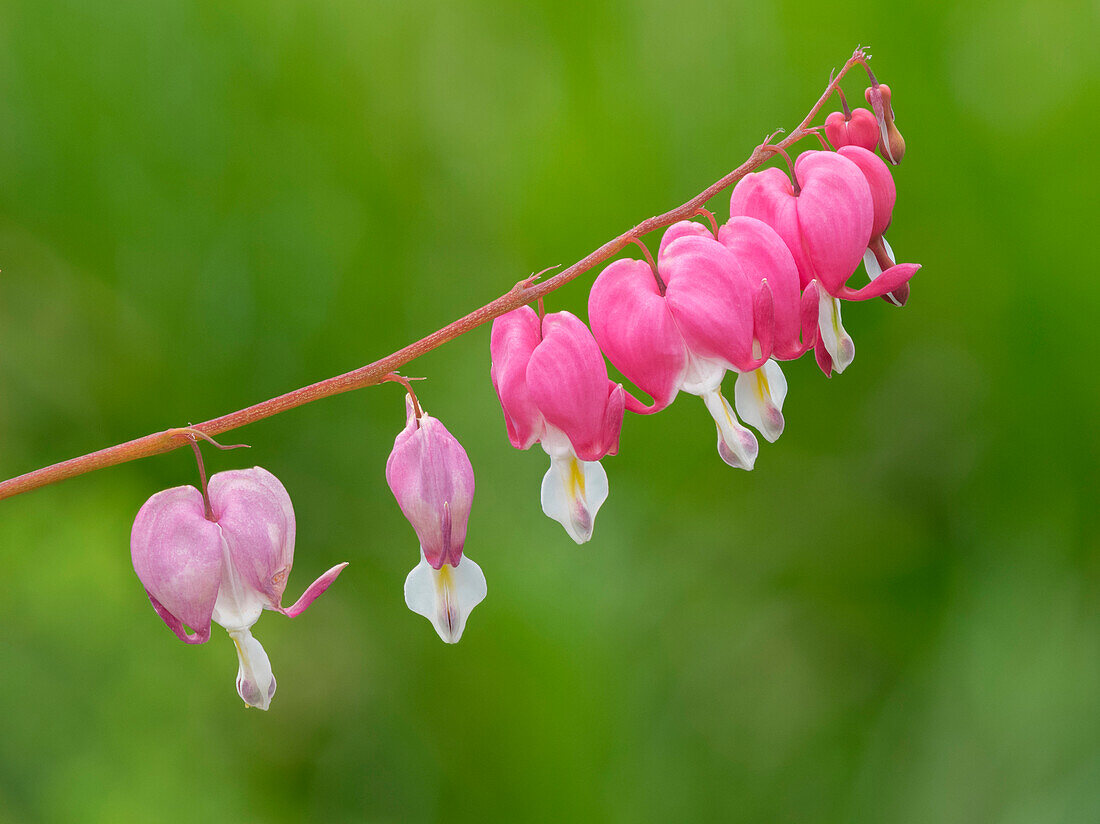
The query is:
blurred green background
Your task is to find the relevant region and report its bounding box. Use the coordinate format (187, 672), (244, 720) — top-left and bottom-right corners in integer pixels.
(1, 0), (1098, 821)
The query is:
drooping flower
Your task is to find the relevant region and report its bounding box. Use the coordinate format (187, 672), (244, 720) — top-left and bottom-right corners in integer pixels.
(386, 395), (485, 644)
(589, 231), (772, 467)
(490, 308), (624, 543)
(130, 466), (347, 710)
(729, 149), (919, 375)
(836, 144), (911, 307)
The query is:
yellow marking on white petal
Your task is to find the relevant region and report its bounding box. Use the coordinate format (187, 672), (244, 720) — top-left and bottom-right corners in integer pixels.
(755, 369), (771, 400)
(568, 457), (586, 497)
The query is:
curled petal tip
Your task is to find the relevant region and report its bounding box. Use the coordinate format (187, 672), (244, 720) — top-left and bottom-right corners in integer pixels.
(279, 562), (348, 618)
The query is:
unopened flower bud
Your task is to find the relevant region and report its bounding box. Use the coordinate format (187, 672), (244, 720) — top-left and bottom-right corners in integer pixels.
(865, 82), (905, 165)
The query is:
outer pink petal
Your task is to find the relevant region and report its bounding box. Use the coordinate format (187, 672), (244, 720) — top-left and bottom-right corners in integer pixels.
(836, 263), (920, 301)
(660, 235), (755, 370)
(588, 258), (686, 412)
(278, 562), (349, 618)
(730, 167), (815, 289)
(208, 467), (296, 609)
(792, 150), (874, 296)
(657, 220), (713, 259)
(489, 307), (545, 450)
(718, 217), (802, 360)
(837, 145), (896, 239)
(131, 485), (223, 644)
(385, 407), (475, 568)
(528, 311), (622, 461)
(800, 280), (821, 350)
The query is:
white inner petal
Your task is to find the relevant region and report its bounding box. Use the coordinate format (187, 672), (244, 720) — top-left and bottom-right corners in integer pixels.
(539, 449), (609, 545)
(404, 551), (487, 644)
(229, 628), (276, 710)
(734, 359), (787, 443)
(817, 290), (855, 374)
(862, 247), (883, 281)
(700, 387), (759, 470)
(211, 530), (265, 633)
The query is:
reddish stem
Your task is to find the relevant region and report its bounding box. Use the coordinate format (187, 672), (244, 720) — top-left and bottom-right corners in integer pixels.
(629, 238), (665, 295)
(0, 48), (869, 503)
(382, 373), (423, 424)
(761, 144), (802, 195)
(694, 208), (719, 237)
(188, 438), (214, 521)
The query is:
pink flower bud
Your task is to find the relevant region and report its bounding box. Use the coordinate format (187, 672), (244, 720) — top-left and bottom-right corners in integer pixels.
(386, 397), (486, 644)
(131, 466), (347, 710)
(490, 308), (624, 543)
(865, 82), (905, 165)
(824, 107), (879, 152)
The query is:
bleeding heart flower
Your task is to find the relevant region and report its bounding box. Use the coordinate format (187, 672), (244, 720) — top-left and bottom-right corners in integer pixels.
(729, 150), (919, 375)
(590, 230), (772, 468)
(386, 395), (485, 644)
(490, 307), (624, 543)
(131, 466), (347, 710)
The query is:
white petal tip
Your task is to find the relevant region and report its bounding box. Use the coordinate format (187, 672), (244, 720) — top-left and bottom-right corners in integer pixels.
(230, 629), (276, 711)
(541, 454), (608, 544)
(405, 553), (487, 644)
(702, 388), (759, 471)
(733, 361), (788, 444)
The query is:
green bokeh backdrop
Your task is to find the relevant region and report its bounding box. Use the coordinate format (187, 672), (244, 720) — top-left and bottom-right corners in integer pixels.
(1, 1), (1097, 821)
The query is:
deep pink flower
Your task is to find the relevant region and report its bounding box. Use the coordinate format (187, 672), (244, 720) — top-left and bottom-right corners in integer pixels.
(131, 467), (347, 710)
(490, 308), (624, 543)
(386, 397), (484, 643)
(729, 150), (919, 375)
(589, 230), (772, 467)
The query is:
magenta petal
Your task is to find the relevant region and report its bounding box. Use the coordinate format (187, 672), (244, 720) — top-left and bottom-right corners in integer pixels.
(279, 562), (348, 618)
(661, 235), (756, 370)
(490, 307), (545, 451)
(836, 263), (920, 301)
(598, 383), (626, 458)
(589, 258), (686, 412)
(528, 311), (621, 461)
(791, 151), (874, 296)
(207, 468), (296, 608)
(814, 337), (834, 377)
(131, 485), (223, 643)
(749, 279), (774, 370)
(800, 280), (821, 353)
